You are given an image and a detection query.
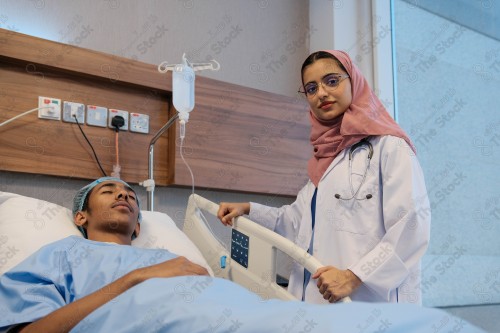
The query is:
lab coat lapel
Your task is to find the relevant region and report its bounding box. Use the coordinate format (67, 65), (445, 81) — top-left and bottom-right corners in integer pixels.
(318, 150), (347, 184)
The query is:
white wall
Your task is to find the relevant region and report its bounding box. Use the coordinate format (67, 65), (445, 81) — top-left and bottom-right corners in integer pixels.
(0, 0), (310, 97)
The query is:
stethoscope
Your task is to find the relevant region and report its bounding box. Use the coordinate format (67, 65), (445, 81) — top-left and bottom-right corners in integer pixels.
(334, 138), (374, 201)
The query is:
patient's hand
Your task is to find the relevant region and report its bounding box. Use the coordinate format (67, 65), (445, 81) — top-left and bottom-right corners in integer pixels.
(135, 257), (209, 282)
(312, 267), (361, 303)
(217, 202), (250, 226)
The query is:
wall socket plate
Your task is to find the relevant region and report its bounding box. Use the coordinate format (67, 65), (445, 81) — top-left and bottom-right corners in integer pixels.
(38, 96), (61, 120)
(130, 113), (149, 134)
(108, 109), (129, 131)
(87, 105), (108, 127)
(62, 101), (85, 123)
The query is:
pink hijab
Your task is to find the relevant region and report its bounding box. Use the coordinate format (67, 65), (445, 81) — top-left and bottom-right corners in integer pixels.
(307, 50), (415, 186)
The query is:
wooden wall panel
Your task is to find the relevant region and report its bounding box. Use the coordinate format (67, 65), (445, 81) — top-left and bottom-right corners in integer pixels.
(173, 78), (312, 196)
(0, 29), (312, 196)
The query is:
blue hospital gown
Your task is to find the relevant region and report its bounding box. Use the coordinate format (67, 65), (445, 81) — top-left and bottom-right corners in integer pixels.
(0, 236), (178, 330)
(0, 236), (486, 333)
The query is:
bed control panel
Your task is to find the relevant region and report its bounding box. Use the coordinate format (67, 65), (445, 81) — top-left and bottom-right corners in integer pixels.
(231, 229), (249, 268)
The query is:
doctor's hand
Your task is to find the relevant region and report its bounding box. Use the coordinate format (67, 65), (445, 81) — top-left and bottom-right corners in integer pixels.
(312, 267), (362, 303)
(217, 202), (250, 226)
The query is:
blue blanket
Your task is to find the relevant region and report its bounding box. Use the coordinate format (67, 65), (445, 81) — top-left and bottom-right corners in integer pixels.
(0, 236), (485, 332)
(72, 277), (484, 333)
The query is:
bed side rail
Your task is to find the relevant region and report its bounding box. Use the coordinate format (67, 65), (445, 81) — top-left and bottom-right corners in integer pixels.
(183, 193), (351, 303)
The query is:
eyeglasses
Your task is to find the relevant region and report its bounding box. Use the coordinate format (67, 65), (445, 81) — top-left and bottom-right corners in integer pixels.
(298, 73), (350, 97)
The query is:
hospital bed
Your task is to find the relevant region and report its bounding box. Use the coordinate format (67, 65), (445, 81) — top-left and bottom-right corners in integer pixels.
(0, 191), (322, 300)
(0, 190), (332, 303)
(0, 190), (487, 333)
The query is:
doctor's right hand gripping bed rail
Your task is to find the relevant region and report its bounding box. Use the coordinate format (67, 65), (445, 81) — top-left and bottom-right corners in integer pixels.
(183, 193), (351, 303)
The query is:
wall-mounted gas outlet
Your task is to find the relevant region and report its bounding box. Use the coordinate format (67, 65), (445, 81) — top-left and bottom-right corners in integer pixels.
(108, 109), (129, 131)
(38, 96), (61, 120)
(62, 101), (85, 123)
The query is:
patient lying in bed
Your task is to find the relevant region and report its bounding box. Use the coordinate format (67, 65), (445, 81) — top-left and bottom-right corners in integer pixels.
(0, 177), (210, 332)
(0, 177), (486, 333)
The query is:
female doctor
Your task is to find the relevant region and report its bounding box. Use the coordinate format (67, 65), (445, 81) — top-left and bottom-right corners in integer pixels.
(217, 50), (431, 305)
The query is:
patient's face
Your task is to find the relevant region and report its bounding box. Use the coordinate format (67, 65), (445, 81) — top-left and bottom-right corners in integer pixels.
(83, 181), (140, 238)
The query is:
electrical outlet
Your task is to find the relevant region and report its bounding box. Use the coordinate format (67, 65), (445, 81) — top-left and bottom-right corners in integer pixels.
(38, 96), (61, 120)
(87, 105), (108, 127)
(62, 101), (85, 123)
(108, 109), (129, 131)
(130, 113), (149, 134)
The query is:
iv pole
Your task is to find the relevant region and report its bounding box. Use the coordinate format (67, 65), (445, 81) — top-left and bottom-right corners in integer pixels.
(141, 113), (178, 211)
(141, 54), (219, 211)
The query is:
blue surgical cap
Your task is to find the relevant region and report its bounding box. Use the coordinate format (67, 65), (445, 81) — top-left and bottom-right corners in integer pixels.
(73, 177), (142, 237)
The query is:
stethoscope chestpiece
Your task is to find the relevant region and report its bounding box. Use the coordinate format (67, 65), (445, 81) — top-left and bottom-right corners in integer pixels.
(335, 193), (372, 200)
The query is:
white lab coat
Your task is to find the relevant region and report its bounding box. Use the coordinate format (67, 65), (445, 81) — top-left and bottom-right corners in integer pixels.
(249, 135), (431, 304)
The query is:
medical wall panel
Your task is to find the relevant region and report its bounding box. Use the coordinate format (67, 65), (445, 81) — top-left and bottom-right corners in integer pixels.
(0, 28), (173, 186)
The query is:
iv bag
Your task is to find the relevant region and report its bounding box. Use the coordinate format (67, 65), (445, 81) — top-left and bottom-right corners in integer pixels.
(173, 64), (195, 118)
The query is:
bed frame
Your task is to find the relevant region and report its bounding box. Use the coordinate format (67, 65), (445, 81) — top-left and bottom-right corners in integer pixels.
(183, 193), (351, 302)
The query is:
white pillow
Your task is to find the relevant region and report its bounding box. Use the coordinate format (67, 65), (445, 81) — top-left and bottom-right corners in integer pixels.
(133, 211), (213, 275)
(0, 191), (212, 275)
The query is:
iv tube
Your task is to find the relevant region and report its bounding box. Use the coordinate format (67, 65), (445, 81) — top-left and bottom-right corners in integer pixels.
(179, 124), (228, 250)
(179, 121), (193, 195)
